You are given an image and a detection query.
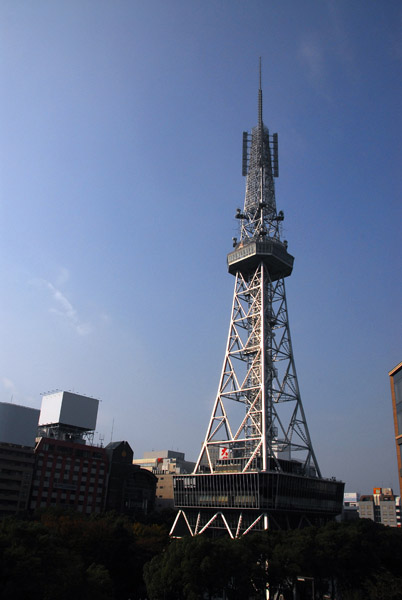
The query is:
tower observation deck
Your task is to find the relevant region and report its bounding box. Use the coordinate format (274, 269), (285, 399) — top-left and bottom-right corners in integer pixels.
(171, 68), (344, 538)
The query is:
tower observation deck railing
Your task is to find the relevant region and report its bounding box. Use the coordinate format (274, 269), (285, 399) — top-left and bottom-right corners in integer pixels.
(227, 237), (294, 279)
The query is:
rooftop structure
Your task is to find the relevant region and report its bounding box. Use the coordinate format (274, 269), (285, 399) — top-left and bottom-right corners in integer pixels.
(0, 402), (40, 447)
(133, 450), (195, 474)
(38, 391), (99, 444)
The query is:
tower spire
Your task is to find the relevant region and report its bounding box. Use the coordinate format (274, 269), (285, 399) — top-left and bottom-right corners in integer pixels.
(258, 57), (263, 129)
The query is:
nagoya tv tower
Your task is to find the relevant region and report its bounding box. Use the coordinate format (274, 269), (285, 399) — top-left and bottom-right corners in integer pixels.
(171, 64), (344, 538)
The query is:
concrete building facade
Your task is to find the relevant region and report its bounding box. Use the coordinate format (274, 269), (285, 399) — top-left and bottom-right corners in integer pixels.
(30, 437), (108, 514)
(358, 487), (401, 528)
(133, 450), (195, 510)
(389, 361), (402, 497)
(0, 442), (36, 517)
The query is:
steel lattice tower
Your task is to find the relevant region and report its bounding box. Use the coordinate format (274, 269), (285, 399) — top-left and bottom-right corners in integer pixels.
(171, 67), (343, 538)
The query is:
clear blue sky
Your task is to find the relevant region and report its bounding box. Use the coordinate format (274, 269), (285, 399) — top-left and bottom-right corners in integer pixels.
(1, 0), (401, 494)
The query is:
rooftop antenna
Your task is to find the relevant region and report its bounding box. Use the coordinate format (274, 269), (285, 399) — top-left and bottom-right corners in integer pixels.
(258, 56), (263, 130)
(258, 57), (264, 208)
(110, 418), (114, 443)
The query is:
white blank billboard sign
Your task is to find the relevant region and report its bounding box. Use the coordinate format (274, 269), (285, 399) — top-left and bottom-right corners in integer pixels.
(39, 391), (99, 430)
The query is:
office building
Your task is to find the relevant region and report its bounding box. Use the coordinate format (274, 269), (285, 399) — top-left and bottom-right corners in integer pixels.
(30, 436), (108, 513)
(30, 391), (107, 513)
(389, 361), (402, 497)
(133, 450), (194, 510)
(358, 487), (401, 528)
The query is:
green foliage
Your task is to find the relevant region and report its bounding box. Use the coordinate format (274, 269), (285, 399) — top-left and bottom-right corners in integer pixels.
(0, 510), (170, 600)
(0, 518), (85, 600)
(86, 563), (114, 600)
(143, 519), (402, 600)
(1, 512), (401, 600)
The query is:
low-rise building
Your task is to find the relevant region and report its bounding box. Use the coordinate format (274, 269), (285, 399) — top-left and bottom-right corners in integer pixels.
(105, 441), (157, 516)
(341, 492), (360, 521)
(133, 450), (195, 510)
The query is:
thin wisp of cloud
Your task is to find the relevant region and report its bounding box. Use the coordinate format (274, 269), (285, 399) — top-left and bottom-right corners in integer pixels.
(300, 37), (325, 82)
(42, 278), (91, 336)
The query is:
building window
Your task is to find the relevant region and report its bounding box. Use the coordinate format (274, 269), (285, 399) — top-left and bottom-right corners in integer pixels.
(397, 404), (402, 435)
(394, 370), (402, 404)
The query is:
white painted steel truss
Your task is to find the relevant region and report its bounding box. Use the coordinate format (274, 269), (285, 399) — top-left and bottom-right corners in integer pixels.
(195, 262), (320, 477)
(194, 79), (320, 480)
(171, 509), (270, 539)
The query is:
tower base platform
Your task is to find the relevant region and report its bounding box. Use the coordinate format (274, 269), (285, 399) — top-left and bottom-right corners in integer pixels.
(171, 471), (344, 538)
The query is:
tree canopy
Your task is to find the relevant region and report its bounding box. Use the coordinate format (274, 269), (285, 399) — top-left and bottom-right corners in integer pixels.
(0, 511), (401, 600)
